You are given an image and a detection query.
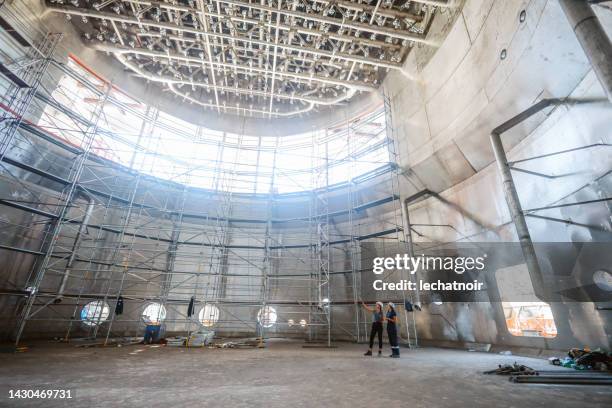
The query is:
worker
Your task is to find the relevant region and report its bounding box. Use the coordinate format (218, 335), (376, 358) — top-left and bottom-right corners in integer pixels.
(362, 301), (384, 356)
(386, 302), (400, 358)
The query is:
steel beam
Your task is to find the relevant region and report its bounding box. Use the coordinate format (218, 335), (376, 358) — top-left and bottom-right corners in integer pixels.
(560, 0), (612, 102)
(489, 99), (562, 301)
(98, 43), (378, 91)
(217, 0), (430, 43)
(45, 5), (404, 50)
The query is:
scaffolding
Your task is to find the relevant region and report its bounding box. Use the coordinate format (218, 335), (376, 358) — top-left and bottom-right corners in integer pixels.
(307, 129), (331, 345)
(0, 8), (408, 347)
(383, 93), (418, 348)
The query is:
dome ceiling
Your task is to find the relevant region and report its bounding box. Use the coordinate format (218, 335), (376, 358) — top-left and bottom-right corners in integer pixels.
(45, 0), (448, 118)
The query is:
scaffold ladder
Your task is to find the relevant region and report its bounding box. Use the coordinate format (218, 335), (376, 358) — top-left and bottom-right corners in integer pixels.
(384, 92), (419, 348)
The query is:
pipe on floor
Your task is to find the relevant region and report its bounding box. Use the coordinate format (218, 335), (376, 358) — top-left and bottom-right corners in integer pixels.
(510, 375), (612, 385)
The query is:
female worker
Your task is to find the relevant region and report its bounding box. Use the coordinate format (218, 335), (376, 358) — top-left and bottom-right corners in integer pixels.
(361, 301), (384, 356)
(386, 302), (400, 358)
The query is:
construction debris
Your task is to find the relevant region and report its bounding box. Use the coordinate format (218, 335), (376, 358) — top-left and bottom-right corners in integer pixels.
(485, 354), (612, 386)
(483, 363), (537, 376)
(0, 345), (28, 353)
(166, 337), (187, 347)
(187, 330), (215, 347)
(213, 337), (262, 349)
(157, 334), (263, 348)
(549, 348), (611, 371)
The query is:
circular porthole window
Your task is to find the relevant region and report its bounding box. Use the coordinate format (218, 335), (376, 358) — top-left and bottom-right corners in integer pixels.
(257, 306), (277, 328)
(142, 303), (166, 324)
(593, 269), (612, 292)
(199, 304), (220, 327)
(80, 301), (110, 326)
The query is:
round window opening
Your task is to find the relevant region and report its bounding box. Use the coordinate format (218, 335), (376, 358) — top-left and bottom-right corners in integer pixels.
(142, 303), (167, 324)
(81, 300), (110, 326)
(199, 304), (220, 327)
(593, 269), (612, 292)
(257, 306), (277, 328)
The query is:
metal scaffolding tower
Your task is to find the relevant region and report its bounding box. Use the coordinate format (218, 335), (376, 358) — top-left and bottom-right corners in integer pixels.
(308, 130), (332, 346)
(14, 81), (111, 346)
(0, 31), (61, 161)
(0, 8), (408, 346)
(384, 92), (418, 348)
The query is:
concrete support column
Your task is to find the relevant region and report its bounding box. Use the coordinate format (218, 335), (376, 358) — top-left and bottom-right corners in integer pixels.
(560, 0), (612, 102)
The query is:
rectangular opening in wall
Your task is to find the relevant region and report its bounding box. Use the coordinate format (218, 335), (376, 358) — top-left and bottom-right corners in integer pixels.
(502, 301), (557, 338)
(496, 265), (557, 338)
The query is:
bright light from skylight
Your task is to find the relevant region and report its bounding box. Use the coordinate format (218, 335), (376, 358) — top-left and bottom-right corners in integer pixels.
(37, 57), (393, 194)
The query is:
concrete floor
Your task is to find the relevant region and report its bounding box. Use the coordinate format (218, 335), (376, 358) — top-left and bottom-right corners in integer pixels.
(0, 340), (611, 407)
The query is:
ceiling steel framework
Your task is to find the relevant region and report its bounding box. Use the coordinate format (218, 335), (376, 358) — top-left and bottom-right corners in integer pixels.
(46, 0), (447, 118)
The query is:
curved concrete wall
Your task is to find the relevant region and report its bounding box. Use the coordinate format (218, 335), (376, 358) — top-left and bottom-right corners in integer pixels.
(385, 0), (612, 349)
(1, 0), (610, 350)
(0, 120), (402, 340)
(386, 0), (611, 194)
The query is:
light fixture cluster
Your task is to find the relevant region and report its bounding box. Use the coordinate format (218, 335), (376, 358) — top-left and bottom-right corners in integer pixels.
(47, 0), (443, 118)
(288, 318), (308, 327)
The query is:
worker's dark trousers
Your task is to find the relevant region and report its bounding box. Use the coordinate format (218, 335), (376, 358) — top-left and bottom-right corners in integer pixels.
(369, 321), (383, 350)
(387, 323), (400, 357)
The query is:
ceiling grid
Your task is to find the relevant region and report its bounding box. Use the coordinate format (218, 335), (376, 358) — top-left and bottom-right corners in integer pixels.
(45, 0), (448, 117)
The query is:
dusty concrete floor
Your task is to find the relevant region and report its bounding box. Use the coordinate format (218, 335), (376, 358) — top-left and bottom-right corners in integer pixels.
(0, 340), (610, 408)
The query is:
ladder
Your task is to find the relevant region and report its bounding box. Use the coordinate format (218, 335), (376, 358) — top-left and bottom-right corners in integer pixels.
(383, 92), (419, 348)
